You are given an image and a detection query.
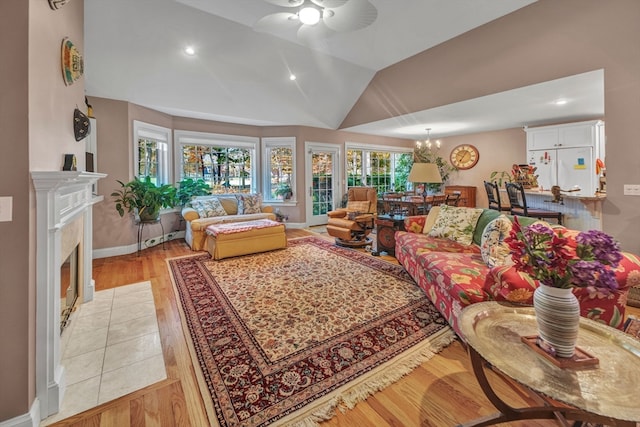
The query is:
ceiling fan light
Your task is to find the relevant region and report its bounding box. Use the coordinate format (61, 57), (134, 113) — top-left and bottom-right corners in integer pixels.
(299, 6), (321, 25)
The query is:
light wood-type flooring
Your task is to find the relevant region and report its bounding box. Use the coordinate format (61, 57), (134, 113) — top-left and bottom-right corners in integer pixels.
(48, 229), (639, 427)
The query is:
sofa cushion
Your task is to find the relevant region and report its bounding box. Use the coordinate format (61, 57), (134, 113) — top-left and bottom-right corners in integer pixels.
(191, 198), (228, 218)
(428, 205), (483, 246)
(480, 215), (514, 268)
(236, 193), (262, 214)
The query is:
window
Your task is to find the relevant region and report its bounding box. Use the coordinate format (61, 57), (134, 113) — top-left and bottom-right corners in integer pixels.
(175, 130), (259, 193)
(262, 137), (296, 202)
(133, 121), (171, 184)
(345, 143), (413, 194)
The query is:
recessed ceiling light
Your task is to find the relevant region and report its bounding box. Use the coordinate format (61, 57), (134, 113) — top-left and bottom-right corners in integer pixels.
(289, 74), (297, 81)
(184, 46), (195, 56)
(553, 99), (568, 106)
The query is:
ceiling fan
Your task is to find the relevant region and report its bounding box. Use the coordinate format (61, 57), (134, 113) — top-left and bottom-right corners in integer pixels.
(255, 0), (378, 40)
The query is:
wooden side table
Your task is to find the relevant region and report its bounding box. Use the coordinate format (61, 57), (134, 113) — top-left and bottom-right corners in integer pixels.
(458, 302), (640, 427)
(374, 214), (405, 256)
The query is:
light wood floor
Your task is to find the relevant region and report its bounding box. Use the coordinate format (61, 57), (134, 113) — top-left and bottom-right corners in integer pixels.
(49, 230), (639, 426)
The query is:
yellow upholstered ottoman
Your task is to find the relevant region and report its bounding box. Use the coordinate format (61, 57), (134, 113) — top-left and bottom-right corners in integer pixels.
(205, 219), (287, 260)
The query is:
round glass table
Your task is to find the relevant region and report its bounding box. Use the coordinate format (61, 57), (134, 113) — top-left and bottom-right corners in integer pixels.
(458, 301), (640, 427)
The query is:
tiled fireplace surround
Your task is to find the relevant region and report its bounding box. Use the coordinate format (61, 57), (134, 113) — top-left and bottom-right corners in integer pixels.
(32, 171), (106, 420)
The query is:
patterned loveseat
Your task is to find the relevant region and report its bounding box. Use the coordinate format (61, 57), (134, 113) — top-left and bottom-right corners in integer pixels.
(181, 194), (275, 251)
(395, 205), (640, 336)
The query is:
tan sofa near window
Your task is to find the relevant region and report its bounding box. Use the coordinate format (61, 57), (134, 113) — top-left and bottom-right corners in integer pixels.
(181, 194), (275, 251)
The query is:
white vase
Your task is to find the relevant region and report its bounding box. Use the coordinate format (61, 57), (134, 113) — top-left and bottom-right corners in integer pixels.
(533, 285), (580, 358)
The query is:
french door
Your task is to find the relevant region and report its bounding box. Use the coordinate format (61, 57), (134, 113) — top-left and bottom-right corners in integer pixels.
(305, 142), (341, 226)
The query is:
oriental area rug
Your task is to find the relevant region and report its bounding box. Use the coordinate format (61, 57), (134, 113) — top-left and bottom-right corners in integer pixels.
(167, 236), (455, 427)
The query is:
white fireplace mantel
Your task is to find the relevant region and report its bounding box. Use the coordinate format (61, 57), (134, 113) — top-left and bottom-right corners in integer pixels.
(31, 171), (106, 420)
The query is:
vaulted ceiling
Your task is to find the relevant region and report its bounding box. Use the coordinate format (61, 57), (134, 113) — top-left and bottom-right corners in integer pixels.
(84, 0), (603, 139)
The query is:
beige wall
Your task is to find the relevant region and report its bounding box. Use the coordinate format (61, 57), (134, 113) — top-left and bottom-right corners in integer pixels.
(435, 128), (527, 208)
(342, 0), (640, 252)
(1, 0), (86, 421)
(0, 0), (31, 420)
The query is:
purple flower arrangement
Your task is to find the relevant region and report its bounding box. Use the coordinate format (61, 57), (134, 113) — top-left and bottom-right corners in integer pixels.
(505, 217), (622, 292)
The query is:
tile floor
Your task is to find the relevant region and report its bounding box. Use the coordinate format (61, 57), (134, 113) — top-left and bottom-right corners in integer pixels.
(41, 281), (167, 426)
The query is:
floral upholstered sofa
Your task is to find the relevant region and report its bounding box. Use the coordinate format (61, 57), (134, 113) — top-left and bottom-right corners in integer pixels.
(395, 205), (640, 336)
(181, 193), (275, 251)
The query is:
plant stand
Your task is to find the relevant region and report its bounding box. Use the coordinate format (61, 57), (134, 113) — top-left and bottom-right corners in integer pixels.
(136, 218), (165, 254)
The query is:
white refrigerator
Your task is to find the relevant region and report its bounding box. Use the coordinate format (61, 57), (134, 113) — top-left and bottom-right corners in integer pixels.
(528, 146), (596, 196)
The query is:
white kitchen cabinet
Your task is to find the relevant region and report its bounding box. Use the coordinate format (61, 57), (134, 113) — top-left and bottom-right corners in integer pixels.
(525, 120), (604, 196)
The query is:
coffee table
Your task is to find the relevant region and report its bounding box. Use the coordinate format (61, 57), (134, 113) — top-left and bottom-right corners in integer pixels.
(458, 302), (640, 427)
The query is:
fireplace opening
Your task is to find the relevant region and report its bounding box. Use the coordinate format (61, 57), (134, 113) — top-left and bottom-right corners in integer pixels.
(60, 245), (79, 334)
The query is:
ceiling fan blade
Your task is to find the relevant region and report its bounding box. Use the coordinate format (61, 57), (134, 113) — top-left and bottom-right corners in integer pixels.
(310, 0), (348, 8)
(297, 21), (335, 44)
(254, 12), (300, 34)
(263, 0), (303, 8)
(323, 0), (377, 32)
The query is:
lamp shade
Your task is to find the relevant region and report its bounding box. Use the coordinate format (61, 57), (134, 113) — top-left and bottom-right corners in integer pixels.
(408, 163), (442, 184)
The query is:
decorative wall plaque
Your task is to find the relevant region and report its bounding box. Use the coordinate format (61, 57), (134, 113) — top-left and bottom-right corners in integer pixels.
(48, 0), (70, 10)
(61, 37), (83, 86)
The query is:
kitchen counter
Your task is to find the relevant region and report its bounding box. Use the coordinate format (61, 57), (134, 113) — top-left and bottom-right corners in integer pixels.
(500, 188), (606, 231)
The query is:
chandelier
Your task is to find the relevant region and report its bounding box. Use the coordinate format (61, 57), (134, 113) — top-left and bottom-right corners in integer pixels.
(415, 128), (441, 151)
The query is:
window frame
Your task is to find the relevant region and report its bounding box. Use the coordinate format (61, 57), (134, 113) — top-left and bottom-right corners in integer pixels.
(132, 120), (172, 184)
(174, 130), (260, 193)
(345, 142), (413, 193)
(261, 137), (297, 205)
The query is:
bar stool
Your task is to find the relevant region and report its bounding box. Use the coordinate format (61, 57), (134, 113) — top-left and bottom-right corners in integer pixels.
(505, 182), (563, 225)
(484, 181), (510, 212)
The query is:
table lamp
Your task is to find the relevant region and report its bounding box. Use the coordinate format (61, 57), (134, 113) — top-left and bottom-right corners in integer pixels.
(408, 162), (442, 211)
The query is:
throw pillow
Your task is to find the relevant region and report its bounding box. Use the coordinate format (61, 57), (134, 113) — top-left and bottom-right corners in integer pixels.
(480, 215), (514, 267)
(236, 193), (262, 214)
(191, 198), (227, 218)
(422, 205), (441, 234)
(428, 205), (484, 246)
(346, 200), (370, 213)
(218, 196), (238, 215)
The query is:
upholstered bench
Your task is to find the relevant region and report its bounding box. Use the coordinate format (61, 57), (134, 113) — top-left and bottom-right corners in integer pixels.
(205, 219), (287, 260)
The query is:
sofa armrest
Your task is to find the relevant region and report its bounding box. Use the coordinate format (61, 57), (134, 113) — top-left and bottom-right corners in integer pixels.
(182, 207), (200, 222)
(485, 265), (537, 304)
(403, 215), (427, 234)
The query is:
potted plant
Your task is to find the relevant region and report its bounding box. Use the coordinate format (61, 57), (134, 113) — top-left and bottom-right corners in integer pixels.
(176, 178), (211, 206)
(274, 183), (293, 200)
(111, 176), (177, 221)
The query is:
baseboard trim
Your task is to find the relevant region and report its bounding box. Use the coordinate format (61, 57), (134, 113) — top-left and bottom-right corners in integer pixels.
(93, 230), (186, 259)
(0, 399), (40, 427)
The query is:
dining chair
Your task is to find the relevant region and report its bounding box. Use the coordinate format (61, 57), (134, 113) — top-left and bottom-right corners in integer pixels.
(445, 192), (461, 206)
(484, 181), (510, 212)
(505, 182), (563, 225)
(427, 194), (449, 212)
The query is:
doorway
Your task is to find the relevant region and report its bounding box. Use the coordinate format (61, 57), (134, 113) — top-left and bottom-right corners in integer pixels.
(305, 142), (341, 226)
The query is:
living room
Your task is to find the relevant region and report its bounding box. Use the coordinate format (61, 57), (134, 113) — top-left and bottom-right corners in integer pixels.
(2, 0), (640, 426)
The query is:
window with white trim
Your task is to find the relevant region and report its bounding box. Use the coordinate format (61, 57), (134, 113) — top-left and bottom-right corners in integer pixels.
(133, 121), (171, 185)
(175, 130), (259, 193)
(345, 143), (413, 194)
(262, 137), (296, 202)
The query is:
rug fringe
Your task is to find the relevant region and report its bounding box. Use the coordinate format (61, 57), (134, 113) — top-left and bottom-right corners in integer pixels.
(282, 328), (457, 427)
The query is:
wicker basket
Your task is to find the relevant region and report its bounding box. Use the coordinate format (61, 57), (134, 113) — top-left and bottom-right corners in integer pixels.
(628, 285), (640, 308)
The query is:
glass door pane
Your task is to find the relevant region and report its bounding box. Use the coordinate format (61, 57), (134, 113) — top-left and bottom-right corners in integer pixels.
(306, 143), (339, 226)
